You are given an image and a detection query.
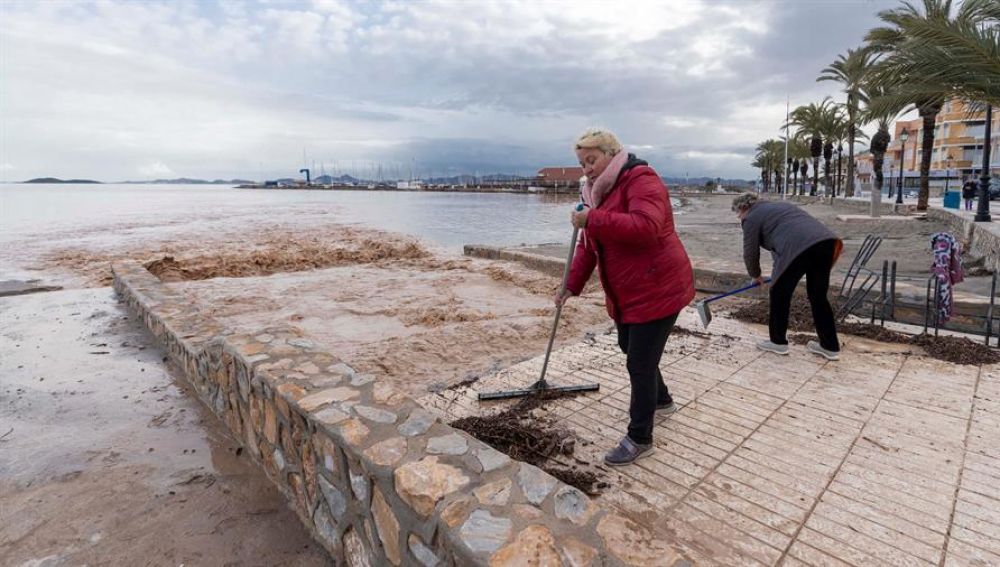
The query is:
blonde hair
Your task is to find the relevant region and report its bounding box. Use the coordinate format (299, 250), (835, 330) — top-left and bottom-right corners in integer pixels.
(731, 192), (759, 212)
(574, 128), (622, 156)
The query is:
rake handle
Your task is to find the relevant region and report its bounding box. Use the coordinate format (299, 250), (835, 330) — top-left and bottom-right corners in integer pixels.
(538, 203), (586, 385)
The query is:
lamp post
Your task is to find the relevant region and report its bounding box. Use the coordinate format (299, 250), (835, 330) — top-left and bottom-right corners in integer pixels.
(976, 104), (993, 222)
(889, 164), (895, 199)
(897, 128), (909, 205)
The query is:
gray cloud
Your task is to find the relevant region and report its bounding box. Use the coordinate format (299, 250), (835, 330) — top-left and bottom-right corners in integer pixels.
(1, 0), (902, 182)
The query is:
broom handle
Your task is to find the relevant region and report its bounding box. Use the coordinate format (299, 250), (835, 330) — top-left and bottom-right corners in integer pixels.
(538, 203), (585, 386)
(704, 278), (772, 304)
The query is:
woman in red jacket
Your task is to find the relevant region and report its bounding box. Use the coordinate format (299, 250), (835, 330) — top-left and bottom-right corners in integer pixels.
(556, 128), (695, 466)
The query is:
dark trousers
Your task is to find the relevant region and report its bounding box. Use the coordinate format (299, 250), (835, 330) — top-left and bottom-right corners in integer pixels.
(616, 313), (678, 445)
(769, 239), (840, 352)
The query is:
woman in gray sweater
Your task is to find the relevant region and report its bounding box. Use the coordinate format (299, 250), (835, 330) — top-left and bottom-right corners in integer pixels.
(732, 193), (843, 360)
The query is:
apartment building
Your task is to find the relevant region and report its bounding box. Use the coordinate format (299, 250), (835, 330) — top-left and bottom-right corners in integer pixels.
(856, 100), (998, 196)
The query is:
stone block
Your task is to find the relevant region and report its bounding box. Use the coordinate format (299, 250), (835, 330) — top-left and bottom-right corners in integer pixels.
(427, 433), (469, 456)
(489, 524), (560, 566)
(394, 457), (470, 517)
(475, 447), (511, 473)
(343, 526), (373, 567)
(298, 387), (360, 411)
(354, 405), (398, 424)
(473, 478), (512, 507)
(408, 533), (439, 567)
(597, 513), (681, 566)
(318, 475), (347, 518)
(372, 488), (401, 565)
(460, 509), (512, 555)
(517, 463), (557, 505)
(363, 437), (408, 467)
(553, 486), (595, 525)
(398, 409), (436, 437)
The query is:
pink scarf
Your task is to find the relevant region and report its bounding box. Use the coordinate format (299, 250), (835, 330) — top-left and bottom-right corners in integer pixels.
(581, 150), (628, 208)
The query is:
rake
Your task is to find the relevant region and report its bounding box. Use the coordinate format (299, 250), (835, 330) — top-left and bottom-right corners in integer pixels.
(695, 279), (771, 328)
(479, 203), (600, 401)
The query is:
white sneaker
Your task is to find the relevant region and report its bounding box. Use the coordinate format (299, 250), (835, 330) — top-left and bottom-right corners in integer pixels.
(756, 340), (789, 355)
(807, 341), (840, 361)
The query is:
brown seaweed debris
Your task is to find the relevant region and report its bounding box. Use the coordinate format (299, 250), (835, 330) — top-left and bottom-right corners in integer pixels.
(451, 390), (604, 494)
(730, 300), (1000, 365)
(144, 239), (429, 282)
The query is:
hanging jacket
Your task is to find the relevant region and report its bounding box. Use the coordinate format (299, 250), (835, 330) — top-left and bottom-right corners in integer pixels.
(565, 156), (695, 324)
(931, 232), (964, 322)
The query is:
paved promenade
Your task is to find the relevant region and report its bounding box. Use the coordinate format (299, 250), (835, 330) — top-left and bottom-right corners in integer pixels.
(421, 309), (1000, 566)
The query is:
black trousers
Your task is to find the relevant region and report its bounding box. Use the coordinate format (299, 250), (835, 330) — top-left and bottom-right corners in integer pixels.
(769, 239), (840, 352)
(616, 313), (678, 445)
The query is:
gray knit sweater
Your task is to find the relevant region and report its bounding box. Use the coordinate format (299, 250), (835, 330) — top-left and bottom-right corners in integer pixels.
(741, 201), (837, 282)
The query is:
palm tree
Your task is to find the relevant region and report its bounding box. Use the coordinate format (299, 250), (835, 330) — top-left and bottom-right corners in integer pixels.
(788, 99), (836, 196)
(861, 82), (906, 214)
(865, 0), (996, 210)
(818, 47), (876, 197)
(754, 139), (786, 193)
(800, 161), (809, 196)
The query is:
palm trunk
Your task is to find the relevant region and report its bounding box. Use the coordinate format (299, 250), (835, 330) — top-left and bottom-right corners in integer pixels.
(917, 104), (941, 211)
(812, 157), (820, 196)
(872, 150), (885, 217)
(824, 158), (832, 197)
(846, 99), (856, 197)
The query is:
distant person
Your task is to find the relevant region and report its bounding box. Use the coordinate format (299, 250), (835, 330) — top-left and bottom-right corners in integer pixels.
(962, 179), (977, 211)
(733, 193), (843, 360)
(557, 128), (694, 466)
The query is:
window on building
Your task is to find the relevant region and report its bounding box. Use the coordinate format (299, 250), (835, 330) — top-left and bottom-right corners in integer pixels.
(966, 121), (986, 138)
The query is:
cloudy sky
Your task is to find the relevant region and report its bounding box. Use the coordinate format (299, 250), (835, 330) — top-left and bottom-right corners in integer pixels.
(2, 0), (900, 182)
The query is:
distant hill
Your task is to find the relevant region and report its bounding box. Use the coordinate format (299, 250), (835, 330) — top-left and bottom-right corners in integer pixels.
(24, 177), (101, 184)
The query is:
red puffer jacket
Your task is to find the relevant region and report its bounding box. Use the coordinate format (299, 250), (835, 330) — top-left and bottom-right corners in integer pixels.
(565, 162), (695, 324)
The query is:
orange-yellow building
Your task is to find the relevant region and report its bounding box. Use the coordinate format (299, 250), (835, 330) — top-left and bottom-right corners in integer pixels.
(856, 100), (999, 195)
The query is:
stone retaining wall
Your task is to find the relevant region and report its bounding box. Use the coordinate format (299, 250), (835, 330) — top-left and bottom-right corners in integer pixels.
(112, 260), (687, 567)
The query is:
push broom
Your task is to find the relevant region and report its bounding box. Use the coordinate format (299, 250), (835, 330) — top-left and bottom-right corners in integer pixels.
(695, 278), (771, 328)
(478, 204), (600, 401)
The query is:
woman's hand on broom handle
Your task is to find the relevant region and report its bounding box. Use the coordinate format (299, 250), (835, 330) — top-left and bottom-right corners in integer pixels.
(554, 288), (573, 307)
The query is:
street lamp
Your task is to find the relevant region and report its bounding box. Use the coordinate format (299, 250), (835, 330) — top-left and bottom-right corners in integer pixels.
(976, 104), (993, 222)
(897, 128), (909, 205)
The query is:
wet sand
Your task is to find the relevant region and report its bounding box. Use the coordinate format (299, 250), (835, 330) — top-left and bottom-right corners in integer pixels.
(0, 289), (331, 566)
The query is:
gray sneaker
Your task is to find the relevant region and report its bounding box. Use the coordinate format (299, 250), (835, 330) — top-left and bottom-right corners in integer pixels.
(756, 340), (789, 355)
(807, 341), (840, 361)
(604, 436), (654, 466)
(656, 400), (678, 414)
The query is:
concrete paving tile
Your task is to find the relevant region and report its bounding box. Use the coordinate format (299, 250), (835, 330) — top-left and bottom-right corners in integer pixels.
(684, 490), (792, 551)
(672, 410), (752, 444)
(945, 538), (1000, 566)
(775, 400), (867, 432)
(847, 444), (961, 487)
(844, 452), (959, 497)
(785, 541), (855, 567)
(704, 472), (810, 527)
(795, 527), (887, 567)
(959, 476), (1000, 504)
(812, 500), (943, 564)
(657, 421), (735, 457)
(635, 453), (702, 489)
(957, 488), (1000, 520)
(692, 483), (800, 538)
(725, 453), (829, 497)
(953, 512), (1000, 543)
(666, 504), (777, 566)
(825, 482), (950, 537)
(761, 415), (858, 448)
(733, 443), (833, 487)
(951, 525), (1000, 559)
(829, 473), (952, 524)
(745, 431), (845, 466)
(680, 403), (758, 436)
(691, 396), (772, 428)
(717, 462), (816, 511)
(646, 447), (713, 480)
(804, 513), (937, 566)
(838, 461), (956, 508)
(615, 462), (691, 501)
(654, 438), (724, 470)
